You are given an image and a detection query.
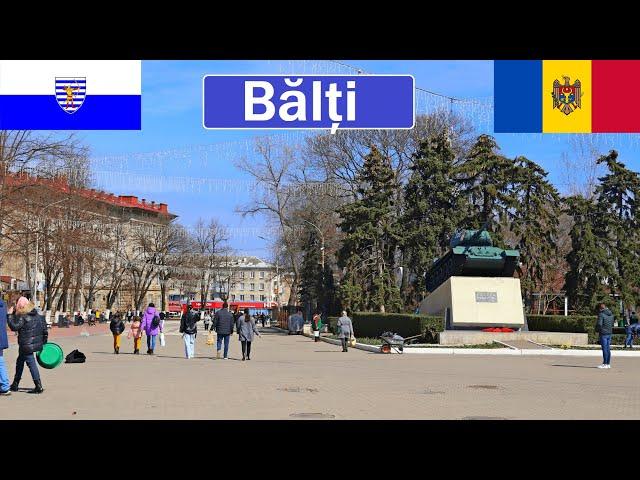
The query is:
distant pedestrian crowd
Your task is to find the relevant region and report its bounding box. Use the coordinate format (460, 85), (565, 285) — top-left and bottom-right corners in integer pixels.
(1, 286), (360, 397)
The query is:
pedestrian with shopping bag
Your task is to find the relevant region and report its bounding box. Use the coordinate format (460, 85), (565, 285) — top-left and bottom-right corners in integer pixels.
(312, 309), (322, 342)
(179, 305), (199, 359)
(140, 303), (161, 355)
(236, 308), (261, 361)
(337, 310), (355, 352)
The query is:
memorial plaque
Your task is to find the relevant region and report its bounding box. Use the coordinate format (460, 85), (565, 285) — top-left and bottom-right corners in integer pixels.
(475, 291), (498, 303)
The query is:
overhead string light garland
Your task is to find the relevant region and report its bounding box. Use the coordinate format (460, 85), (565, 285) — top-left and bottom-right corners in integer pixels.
(85, 60), (640, 195)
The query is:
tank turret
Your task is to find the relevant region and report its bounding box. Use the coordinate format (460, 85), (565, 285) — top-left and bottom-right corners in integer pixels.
(425, 229), (519, 292)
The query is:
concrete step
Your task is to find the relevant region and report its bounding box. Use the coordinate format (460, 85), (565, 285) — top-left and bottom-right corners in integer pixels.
(497, 339), (552, 350)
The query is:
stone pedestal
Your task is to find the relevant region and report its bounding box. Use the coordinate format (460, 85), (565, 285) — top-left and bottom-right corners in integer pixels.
(419, 276), (525, 328)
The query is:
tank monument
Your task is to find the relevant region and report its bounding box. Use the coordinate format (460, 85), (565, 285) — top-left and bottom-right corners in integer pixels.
(419, 229), (587, 347)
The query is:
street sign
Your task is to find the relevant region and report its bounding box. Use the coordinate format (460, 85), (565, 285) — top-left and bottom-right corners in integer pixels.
(203, 74), (415, 133)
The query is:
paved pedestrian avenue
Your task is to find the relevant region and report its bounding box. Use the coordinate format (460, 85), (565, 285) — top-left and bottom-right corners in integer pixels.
(2, 322), (640, 419)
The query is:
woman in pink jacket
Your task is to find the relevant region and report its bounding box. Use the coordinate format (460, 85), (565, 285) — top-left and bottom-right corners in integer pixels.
(139, 303), (162, 355)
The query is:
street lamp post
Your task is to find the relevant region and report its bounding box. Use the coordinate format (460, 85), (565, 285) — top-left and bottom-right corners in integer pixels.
(258, 235), (282, 325)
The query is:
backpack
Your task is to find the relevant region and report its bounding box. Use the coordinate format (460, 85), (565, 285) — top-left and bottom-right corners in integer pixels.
(151, 315), (160, 329)
(65, 349), (86, 363)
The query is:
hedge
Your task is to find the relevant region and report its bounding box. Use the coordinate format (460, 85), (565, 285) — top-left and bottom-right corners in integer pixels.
(527, 314), (628, 344)
(327, 312), (628, 345)
(327, 312), (444, 342)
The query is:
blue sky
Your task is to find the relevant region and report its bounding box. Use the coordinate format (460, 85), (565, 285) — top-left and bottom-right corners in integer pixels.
(76, 60), (640, 257)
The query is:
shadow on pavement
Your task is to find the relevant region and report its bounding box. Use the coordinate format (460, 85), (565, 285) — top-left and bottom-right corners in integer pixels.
(91, 351), (137, 355)
(551, 364), (600, 368)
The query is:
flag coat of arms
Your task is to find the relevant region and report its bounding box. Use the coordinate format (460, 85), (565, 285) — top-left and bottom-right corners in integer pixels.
(495, 60), (640, 133)
(55, 77), (86, 114)
(0, 60), (141, 130)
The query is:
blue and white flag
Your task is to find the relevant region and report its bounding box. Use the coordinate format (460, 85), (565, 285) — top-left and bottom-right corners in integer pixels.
(0, 60), (141, 130)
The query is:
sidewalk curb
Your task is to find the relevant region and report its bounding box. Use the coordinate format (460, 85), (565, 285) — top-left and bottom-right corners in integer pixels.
(270, 326), (381, 353)
(405, 347), (640, 357)
(271, 326), (640, 357)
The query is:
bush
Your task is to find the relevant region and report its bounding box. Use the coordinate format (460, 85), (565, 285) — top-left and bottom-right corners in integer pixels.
(327, 312), (444, 342)
(329, 312), (625, 345)
(526, 314), (625, 344)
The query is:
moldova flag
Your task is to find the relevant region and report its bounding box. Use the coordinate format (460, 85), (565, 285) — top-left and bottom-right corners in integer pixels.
(494, 60), (640, 133)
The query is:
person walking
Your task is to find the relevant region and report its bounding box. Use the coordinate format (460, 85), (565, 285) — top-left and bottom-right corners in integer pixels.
(596, 303), (615, 369)
(179, 305), (199, 359)
(87, 309), (97, 326)
(337, 310), (355, 353)
(109, 313), (126, 354)
(288, 306), (304, 334)
(624, 311), (639, 349)
(7, 297), (47, 394)
(129, 316), (142, 354)
(140, 303), (161, 355)
(203, 310), (211, 331)
(312, 309), (322, 342)
(214, 301), (235, 359)
(0, 295), (10, 395)
(237, 308), (261, 361)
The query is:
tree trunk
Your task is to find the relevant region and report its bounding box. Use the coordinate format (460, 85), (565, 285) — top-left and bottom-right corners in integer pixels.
(73, 258), (82, 311)
(160, 281), (167, 311)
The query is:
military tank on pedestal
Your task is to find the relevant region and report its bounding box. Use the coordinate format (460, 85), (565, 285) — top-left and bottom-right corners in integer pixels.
(425, 229), (520, 293)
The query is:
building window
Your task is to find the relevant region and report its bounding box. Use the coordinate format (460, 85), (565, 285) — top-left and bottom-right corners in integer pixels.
(240, 272), (245, 279)
(240, 283), (245, 290)
(231, 294), (236, 301)
(231, 283), (236, 290)
(260, 295), (265, 302)
(250, 295), (255, 301)
(250, 271), (255, 279)
(260, 271), (265, 279)
(240, 294), (245, 301)
(259, 283), (264, 291)
(250, 283), (255, 291)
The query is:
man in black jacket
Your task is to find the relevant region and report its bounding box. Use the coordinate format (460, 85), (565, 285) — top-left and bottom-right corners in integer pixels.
(596, 303), (615, 369)
(214, 301), (234, 359)
(179, 305), (199, 359)
(8, 297), (47, 393)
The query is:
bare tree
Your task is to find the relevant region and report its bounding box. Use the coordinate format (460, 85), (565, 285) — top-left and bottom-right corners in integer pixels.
(561, 136), (605, 198)
(125, 222), (185, 311)
(236, 137), (304, 306)
(189, 218), (230, 305)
